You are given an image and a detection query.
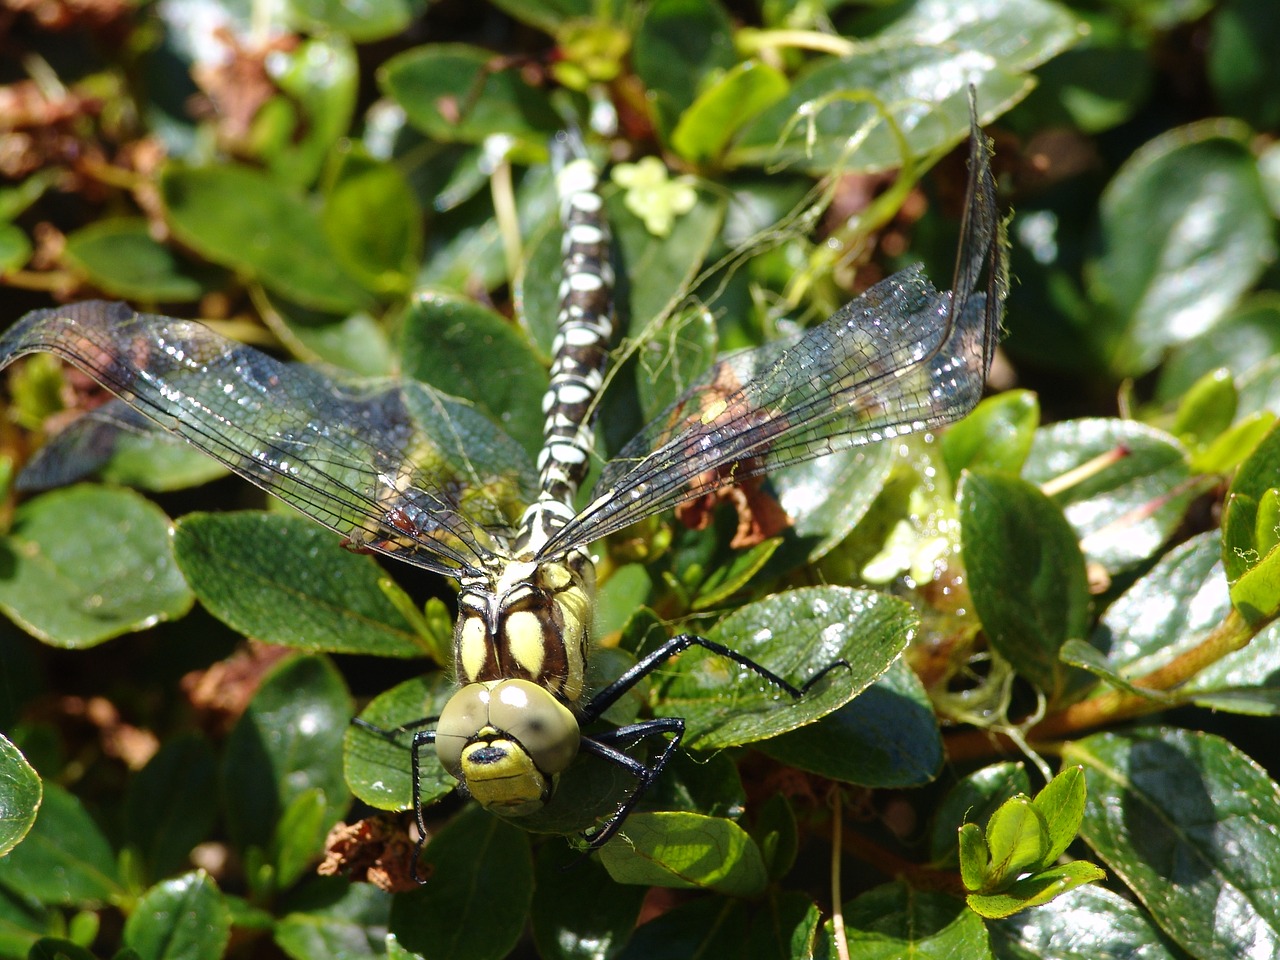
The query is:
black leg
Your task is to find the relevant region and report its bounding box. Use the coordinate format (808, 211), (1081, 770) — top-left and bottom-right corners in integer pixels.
(350, 714), (440, 741)
(408, 728), (438, 883)
(578, 717), (685, 849)
(582, 632), (849, 722)
(573, 635), (848, 848)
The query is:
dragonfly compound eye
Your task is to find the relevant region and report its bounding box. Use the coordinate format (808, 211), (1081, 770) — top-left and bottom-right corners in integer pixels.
(435, 679), (580, 816)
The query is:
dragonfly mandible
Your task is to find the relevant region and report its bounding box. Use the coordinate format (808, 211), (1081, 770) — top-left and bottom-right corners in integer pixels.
(0, 103), (1005, 862)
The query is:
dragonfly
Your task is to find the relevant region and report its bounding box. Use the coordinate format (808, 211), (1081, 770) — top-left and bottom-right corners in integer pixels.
(0, 104), (1004, 860)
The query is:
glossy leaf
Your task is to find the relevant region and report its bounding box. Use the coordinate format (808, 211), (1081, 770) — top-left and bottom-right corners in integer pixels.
(728, 43), (1029, 175)
(670, 60), (788, 164)
(222, 655), (352, 852)
(931, 763), (1030, 865)
(1088, 531), (1225, 689)
(0, 782), (120, 906)
(0, 224), (30, 274)
(286, 0), (414, 41)
(1170, 367), (1236, 446)
(659, 586), (916, 750)
(869, 0), (1083, 70)
(817, 882), (992, 959)
(942, 389), (1040, 477)
(274, 881), (391, 960)
(322, 148), (422, 295)
(960, 470), (1092, 702)
(1031, 766), (1086, 865)
(261, 37), (359, 188)
(62, 218), (206, 302)
(758, 658), (942, 788)
(389, 806), (532, 960)
(488, 0), (589, 32)
(988, 884), (1179, 959)
(0, 735), (39, 857)
(122, 872), (230, 960)
(599, 811), (767, 896)
(173, 512), (425, 658)
(1159, 296), (1280, 402)
(984, 798), (1049, 887)
(160, 163), (372, 313)
(616, 896), (750, 960)
(968, 860), (1108, 920)
(632, 0), (735, 138)
(0, 485), (193, 649)
(379, 44), (559, 148)
(1086, 121), (1276, 377)
(344, 673), (457, 812)
(1207, 0), (1280, 129)
(530, 842), (645, 960)
(1070, 727), (1280, 959)
(1022, 418), (1193, 572)
(399, 293), (546, 458)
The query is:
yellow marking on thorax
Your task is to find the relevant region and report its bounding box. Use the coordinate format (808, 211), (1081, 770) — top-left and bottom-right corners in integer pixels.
(458, 615), (489, 684)
(504, 610), (547, 678)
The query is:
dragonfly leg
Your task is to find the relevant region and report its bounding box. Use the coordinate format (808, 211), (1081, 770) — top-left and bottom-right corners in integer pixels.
(349, 714), (440, 741)
(408, 727), (439, 883)
(581, 632), (850, 722)
(578, 717), (685, 849)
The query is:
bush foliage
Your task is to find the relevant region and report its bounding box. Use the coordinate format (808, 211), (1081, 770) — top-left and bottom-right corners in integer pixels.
(1, 0), (1279, 958)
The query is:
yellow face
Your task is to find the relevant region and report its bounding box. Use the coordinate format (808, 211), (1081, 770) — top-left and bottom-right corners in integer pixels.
(434, 679), (581, 816)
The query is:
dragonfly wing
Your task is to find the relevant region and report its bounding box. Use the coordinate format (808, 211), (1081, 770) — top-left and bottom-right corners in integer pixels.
(0, 302), (536, 576)
(543, 106), (1003, 557)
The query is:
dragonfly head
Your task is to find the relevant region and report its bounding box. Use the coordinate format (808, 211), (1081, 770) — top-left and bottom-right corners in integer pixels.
(434, 678), (580, 815)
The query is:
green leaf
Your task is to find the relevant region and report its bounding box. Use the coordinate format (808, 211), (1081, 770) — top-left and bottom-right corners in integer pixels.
(530, 843), (645, 960)
(173, 511), (425, 658)
(0, 485), (193, 649)
(1022, 418), (1193, 572)
(960, 471), (1092, 702)
(989, 884), (1180, 959)
(1194, 411), (1276, 475)
(1070, 727), (1280, 958)
(488, 0), (589, 33)
(942, 390), (1040, 478)
(274, 881), (392, 960)
(1171, 367), (1237, 447)
(1031, 766), (1086, 865)
(1085, 121), (1277, 377)
(160, 163), (372, 313)
(222, 655), (352, 852)
(322, 147), (422, 296)
(0, 735), (39, 857)
(285, 0), (414, 41)
(271, 788), (329, 889)
(28, 940), (99, 960)
(958, 823), (991, 892)
(728, 44), (1030, 175)
(1229, 540), (1280, 626)
(758, 657), (942, 788)
(599, 811), (767, 896)
(984, 797), (1049, 888)
(967, 860), (1107, 919)
(931, 763), (1029, 865)
(344, 673), (456, 813)
(398, 293), (546, 458)
(1207, 0), (1280, 129)
(389, 806), (532, 960)
(122, 734), (217, 881)
(1224, 421), (1280, 599)
(276, 309), (394, 378)
(670, 60), (789, 164)
(122, 872), (230, 960)
(868, 0), (1084, 70)
(751, 792), (799, 882)
(379, 44), (559, 150)
(1159, 296), (1280, 402)
(690, 537), (780, 610)
(257, 37), (359, 189)
(0, 223), (31, 273)
(62, 218), (207, 302)
(659, 586), (916, 750)
(633, 0), (735, 139)
(0, 782), (120, 906)
(819, 882), (992, 959)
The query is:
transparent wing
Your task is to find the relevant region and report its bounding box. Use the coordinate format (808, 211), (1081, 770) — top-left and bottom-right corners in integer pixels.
(0, 303), (540, 577)
(542, 106), (1004, 559)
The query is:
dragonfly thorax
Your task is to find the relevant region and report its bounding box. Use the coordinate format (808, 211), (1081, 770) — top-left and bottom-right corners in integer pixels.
(454, 550), (595, 704)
